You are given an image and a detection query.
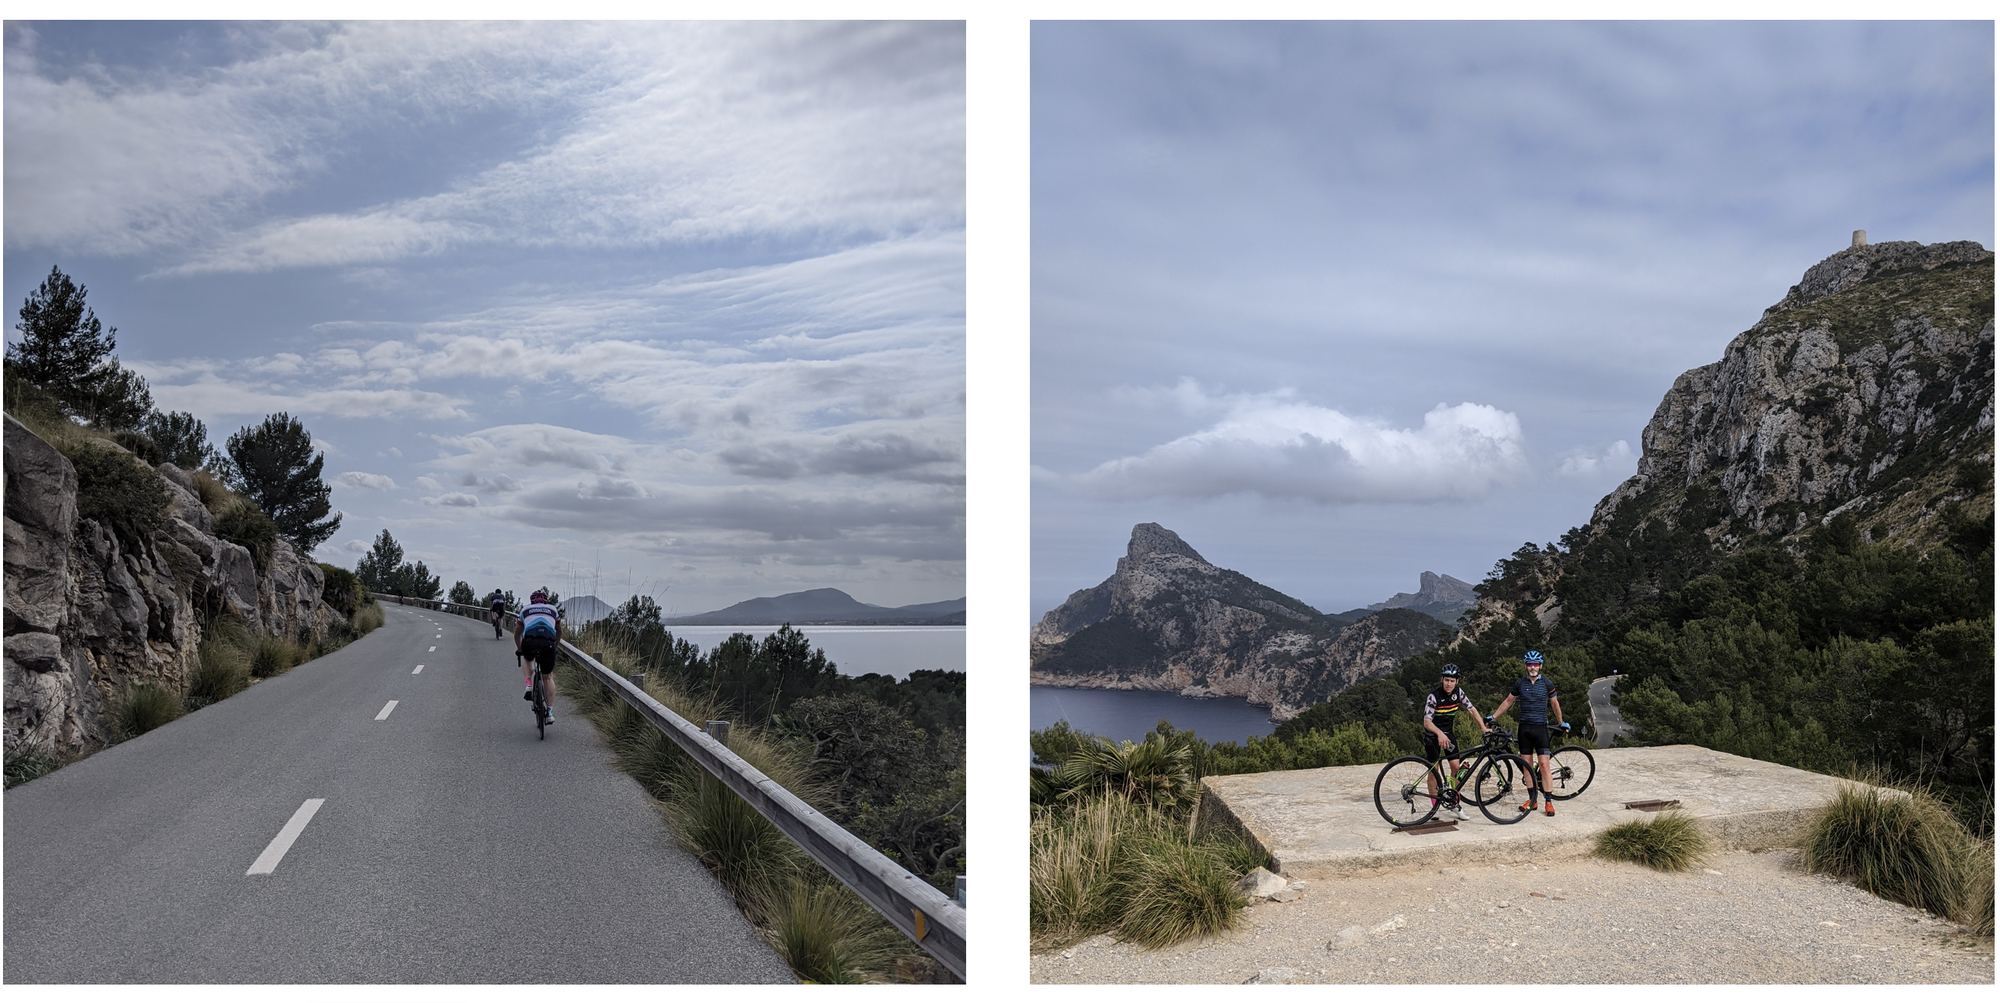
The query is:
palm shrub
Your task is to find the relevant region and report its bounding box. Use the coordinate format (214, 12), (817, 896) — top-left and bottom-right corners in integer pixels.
(1039, 732), (1199, 812)
(116, 683), (184, 738)
(1595, 811), (1710, 871)
(1802, 783), (1991, 932)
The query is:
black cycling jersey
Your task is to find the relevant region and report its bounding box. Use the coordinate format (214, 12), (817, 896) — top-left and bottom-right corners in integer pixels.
(1510, 675), (1558, 725)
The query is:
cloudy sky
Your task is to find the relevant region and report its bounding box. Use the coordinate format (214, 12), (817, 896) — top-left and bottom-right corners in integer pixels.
(5, 21), (966, 615)
(1031, 21), (1993, 621)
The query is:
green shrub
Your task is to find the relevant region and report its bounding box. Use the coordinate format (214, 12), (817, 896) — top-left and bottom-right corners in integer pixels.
(249, 634), (302, 678)
(352, 601), (385, 634)
(319, 564), (363, 618)
(1594, 811), (1710, 871)
(1116, 827), (1247, 948)
(116, 683), (184, 738)
(215, 500), (278, 571)
(110, 429), (161, 465)
(58, 442), (169, 552)
(1802, 783), (1990, 932)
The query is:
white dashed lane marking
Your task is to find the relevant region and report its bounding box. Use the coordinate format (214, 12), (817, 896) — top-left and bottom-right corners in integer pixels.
(246, 799), (325, 875)
(428, 646), (436, 652)
(412, 664), (424, 674)
(375, 700), (398, 720)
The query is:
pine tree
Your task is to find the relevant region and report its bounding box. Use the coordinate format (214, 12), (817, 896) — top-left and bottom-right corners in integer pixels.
(7, 265), (153, 429)
(225, 412), (341, 553)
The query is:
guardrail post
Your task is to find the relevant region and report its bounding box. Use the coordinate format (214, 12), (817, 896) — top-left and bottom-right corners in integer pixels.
(955, 875), (966, 908)
(705, 720), (730, 746)
(627, 671), (646, 689)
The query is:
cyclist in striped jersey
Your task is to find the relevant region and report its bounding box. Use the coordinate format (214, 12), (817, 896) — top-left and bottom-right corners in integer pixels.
(514, 588), (564, 726)
(1422, 664), (1490, 821)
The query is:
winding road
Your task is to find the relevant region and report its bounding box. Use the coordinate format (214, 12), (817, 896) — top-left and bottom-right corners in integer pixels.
(4, 603), (792, 983)
(1588, 674), (1629, 746)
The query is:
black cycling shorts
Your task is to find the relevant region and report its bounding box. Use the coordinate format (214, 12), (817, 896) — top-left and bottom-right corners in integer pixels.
(521, 635), (558, 676)
(1519, 722), (1551, 756)
(1422, 731), (1460, 763)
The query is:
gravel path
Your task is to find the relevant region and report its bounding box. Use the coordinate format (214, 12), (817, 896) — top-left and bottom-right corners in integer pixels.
(1031, 849), (1993, 984)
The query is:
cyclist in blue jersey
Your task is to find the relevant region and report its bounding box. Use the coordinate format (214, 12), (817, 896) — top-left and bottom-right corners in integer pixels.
(514, 588), (564, 725)
(1487, 650), (1568, 816)
(1421, 664), (1490, 821)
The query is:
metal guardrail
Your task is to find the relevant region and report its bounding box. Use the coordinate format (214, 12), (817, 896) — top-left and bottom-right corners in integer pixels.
(367, 593), (968, 979)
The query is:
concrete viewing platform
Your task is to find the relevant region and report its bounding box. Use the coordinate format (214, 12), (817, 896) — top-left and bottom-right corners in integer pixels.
(1200, 745), (1871, 879)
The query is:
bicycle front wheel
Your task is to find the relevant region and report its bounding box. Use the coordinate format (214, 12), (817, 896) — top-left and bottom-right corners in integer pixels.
(1374, 756), (1443, 828)
(1476, 754), (1536, 824)
(1546, 745), (1595, 800)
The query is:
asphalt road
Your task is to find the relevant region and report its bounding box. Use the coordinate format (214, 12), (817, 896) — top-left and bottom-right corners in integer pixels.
(4, 603), (792, 984)
(1589, 675), (1629, 746)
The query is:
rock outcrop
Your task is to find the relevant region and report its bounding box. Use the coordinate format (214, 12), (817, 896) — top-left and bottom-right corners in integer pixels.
(4, 415), (338, 752)
(1454, 238), (1993, 644)
(1029, 523), (1445, 720)
(1363, 571), (1478, 623)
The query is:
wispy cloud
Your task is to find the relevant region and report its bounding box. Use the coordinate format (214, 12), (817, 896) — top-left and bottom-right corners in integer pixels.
(1076, 388), (1529, 504)
(337, 471), (397, 491)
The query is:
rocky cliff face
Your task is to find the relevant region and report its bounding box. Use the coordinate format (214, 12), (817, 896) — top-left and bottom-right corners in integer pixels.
(4, 415), (337, 752)
(1363, 571), (1478, 622)
(1029, 523), (1444, 720)
(1454, 238), (1994, 643)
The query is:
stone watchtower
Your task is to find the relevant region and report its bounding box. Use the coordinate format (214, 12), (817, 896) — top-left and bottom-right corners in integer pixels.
(1852, 229), (1867, 248)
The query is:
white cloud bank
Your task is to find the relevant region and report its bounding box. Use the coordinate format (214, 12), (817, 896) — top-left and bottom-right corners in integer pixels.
(1078, 396), (1529, 504)
(336, 471), (397, 491)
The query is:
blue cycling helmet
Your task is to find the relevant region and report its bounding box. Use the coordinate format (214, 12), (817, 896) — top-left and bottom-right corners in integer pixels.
(1524, 650), (1544, 665)
(1440, 664), (1461, 677)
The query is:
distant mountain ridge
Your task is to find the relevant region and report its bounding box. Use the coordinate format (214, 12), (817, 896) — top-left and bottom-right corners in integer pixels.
(667, 588), (965, 626)
(1029, 523), (1444, 720)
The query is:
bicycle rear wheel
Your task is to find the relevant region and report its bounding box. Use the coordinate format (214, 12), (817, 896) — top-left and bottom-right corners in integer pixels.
(1546, 745), (1594, 800)
(1475, 754), (1536, 824)
(1374, 756), (1444, 827)
(532, 669), (547, 740)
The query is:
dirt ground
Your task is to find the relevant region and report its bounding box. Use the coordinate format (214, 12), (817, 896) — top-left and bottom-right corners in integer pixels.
(1030, 848), (1994, 984)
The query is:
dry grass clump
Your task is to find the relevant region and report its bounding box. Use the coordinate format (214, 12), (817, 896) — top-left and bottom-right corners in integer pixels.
(1028, 790), (1254, 951)
(249, 633), (304, 678)
(116, 683), (185, 738)
(558, 640), (926, 983)
(351, 602), (385, 634)
(1802, 783), (1992, 934)
(1594, 811), (1710, 871)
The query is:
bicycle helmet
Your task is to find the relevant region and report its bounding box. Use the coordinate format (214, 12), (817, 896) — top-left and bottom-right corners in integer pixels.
(1440, 664), (1461, 677)
(530, 588), (549, 604)
(1523, 650), (1544, 665)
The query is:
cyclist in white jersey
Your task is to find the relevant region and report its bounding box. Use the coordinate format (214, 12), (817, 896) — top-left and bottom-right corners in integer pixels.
(515, 588), (564, 725)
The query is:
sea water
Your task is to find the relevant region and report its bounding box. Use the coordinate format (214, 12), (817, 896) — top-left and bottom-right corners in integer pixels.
(664, 624), (964, 681)
(1030, 685), (1278, 746)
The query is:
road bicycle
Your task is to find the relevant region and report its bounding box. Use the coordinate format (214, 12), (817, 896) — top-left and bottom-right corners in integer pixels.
(520, 649), (549, 740)
(1373, 726), (1543, 827)
(1543, 736), (1595, 801)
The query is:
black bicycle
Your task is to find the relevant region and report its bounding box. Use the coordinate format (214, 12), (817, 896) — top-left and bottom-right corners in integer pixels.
(492, 607), (506, 639)
(1541, 729), (1595, 801)
(521, 650), (548, 740)
(1373, 727), (1540, 827)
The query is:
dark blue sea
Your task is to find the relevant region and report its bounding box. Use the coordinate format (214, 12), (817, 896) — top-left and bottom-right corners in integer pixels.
(1030, 685), (1279, 746)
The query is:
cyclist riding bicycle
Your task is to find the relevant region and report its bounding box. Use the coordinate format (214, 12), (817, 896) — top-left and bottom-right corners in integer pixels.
(487, 589), (507, 637)
(1422, 663), (1491, 821)
(1488, 650), (1568, 817)
(515, 588), (563, 726)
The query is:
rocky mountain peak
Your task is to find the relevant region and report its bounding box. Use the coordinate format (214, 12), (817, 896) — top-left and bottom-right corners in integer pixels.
(1126, 522), (1206, 563)
(1766, 239), (1991, 316)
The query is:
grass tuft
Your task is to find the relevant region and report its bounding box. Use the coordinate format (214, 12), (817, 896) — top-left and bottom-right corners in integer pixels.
(116, 683), (184, 738)
(4, 739), (70, 789)
(351, 601), (385, 634)
(1801, 782), (1992, 933)
(1594, 811), (1710, 871)
(764, 881), (907, 984)
(249, 634), (303, 678)
(1028, 791), (1252, 951)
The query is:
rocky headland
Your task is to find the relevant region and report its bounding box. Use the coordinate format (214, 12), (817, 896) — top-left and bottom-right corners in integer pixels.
(4, 414), (338, 752)
(1029, 523), (1445, 720)
(1454, 238), (1994, 644)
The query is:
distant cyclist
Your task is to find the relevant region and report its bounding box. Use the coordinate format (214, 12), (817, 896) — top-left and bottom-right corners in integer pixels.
(1488, 650), (1568, 817)
(1422, 663), (1490, 821)
(487, 589), (507, 638)
(515, 588), (563, 725)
